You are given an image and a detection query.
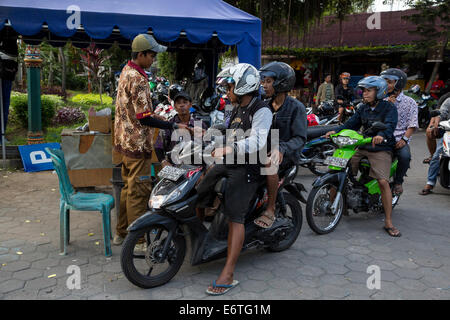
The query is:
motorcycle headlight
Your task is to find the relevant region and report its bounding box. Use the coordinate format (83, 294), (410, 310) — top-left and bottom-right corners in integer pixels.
(148, 180), (189, 209)
(332, 136), (358, 147)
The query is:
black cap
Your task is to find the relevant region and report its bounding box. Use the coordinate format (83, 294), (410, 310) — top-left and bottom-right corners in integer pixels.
(173, 91), (192, 102)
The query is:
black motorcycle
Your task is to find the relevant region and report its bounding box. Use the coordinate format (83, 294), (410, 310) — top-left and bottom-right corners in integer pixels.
(299, 124), (340, 176)
(120, 130), (306, 288)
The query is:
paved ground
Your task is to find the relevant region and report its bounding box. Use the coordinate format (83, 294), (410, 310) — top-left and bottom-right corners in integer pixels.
(0, 131), (449, 300)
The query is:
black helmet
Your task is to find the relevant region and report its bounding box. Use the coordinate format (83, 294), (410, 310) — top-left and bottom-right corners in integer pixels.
(380, 68), (407, 92)
(200, 87), (219, 113)
(168, 83), (183, 101)
(259, 61), (296, 94)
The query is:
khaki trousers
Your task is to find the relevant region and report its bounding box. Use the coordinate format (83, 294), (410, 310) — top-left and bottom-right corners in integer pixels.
(116, 155), (152, 237)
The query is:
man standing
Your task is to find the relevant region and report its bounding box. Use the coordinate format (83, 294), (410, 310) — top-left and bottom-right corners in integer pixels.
(335, 72), (356, 123)
(113, 34), (167, 248)
(317, 73), (335, 104)
(380, 68), (418, 195)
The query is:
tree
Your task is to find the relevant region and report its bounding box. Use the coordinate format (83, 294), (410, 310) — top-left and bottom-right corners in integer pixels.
(403, 0), (449, 93)
(80, 43), (111, 104)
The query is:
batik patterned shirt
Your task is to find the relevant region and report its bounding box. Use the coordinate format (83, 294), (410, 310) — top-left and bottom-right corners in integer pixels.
(390, 92), (419, 143)
(114, 61), (154, 158)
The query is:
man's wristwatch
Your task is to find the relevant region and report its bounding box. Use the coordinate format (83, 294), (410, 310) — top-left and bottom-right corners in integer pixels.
(401, 136), (409, 143)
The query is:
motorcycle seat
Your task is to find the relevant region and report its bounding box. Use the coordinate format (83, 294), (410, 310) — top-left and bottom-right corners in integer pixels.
(307, 124), (341, 140)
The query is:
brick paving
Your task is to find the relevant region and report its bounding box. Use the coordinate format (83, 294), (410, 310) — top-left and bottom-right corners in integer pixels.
(0, 131), (449, 300)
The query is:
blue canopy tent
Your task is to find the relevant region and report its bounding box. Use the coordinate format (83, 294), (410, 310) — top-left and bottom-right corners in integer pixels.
(0, 0), (262, 68)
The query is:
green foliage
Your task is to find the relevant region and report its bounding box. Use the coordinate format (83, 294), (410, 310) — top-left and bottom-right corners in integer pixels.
(403, 0), (449, 51)
(9, 93), (61, 129)
(70, 93), (113, 107)
(157, 52), (177, 82)
(264, 44), (415, 60)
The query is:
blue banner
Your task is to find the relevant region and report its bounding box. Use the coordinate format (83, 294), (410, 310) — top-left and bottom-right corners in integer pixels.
(18, 143), (61, 172)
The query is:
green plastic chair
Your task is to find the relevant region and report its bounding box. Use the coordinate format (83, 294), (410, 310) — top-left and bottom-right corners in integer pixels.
(45, 147), (114, 257)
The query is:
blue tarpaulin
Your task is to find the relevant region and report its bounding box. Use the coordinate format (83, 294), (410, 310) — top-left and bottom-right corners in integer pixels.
(0, 0), (262, 67)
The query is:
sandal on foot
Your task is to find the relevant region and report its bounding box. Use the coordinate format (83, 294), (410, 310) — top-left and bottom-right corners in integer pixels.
(393, 184), (403, 195)
(419, 188), (433, 195)
(383, 226), (402, 237)
(254, 211), (276, 229)
(205, 280), (239, 296)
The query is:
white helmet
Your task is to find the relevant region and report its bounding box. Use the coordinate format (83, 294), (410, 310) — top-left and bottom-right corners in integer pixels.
(216, 63), (260, 96)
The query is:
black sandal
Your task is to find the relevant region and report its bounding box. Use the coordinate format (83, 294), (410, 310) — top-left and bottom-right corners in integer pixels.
(419, 188), (433, 195)
(423, 157), (432, 164)
(383, 226), (402, 237)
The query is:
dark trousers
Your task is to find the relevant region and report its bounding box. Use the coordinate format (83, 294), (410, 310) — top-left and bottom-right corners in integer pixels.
(393, 144), (411, 185)
(196, 165), (259, 224)
(1, 79), (12, 131)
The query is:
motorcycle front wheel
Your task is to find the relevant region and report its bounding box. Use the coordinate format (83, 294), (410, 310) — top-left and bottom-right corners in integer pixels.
(121, 225), (186, 289)
(306, 182), (345, 235)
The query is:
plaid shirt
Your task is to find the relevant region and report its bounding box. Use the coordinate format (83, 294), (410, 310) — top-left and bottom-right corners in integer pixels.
(114, 61), (154, 158)
(390, 92), (419, 143)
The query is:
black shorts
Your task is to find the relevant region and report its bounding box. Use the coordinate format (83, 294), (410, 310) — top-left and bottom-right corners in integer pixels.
(196, 164), (259, 224)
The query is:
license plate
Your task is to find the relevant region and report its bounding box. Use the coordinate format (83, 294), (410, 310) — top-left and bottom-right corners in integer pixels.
(157, 166), (186, 181)
(323, 156), (349, 168)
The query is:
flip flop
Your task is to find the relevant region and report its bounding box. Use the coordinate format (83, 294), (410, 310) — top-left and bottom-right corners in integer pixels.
(205, 280), (239, 296)
(383, 226), (402, 237)
(418, 188), (433, 195)
(254, 211), (276, 229)
(423, 157), (432, 164)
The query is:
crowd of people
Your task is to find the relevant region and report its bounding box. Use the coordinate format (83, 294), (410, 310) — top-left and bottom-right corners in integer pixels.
(112, 33), (449, 295)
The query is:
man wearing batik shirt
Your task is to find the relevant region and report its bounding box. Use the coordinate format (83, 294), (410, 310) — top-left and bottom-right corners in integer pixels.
(381, 68), (418, 195)
(113, 34), (169, 247)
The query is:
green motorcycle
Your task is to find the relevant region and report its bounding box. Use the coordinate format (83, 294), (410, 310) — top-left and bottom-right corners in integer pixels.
(305, 122), (400, 235)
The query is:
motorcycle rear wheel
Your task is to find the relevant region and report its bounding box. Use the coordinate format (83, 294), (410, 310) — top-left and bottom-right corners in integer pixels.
(308, 142), (336, 176)
(266, 193), (303, 252)
(121, 225), (186, 289)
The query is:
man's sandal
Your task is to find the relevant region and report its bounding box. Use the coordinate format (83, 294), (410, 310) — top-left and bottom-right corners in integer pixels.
(419, 188), (433, 195)
(423, 157), (432, 164)
(254, 212), (276, 229)
(383, 226), (402, 237)
(205, 280), (239, 296)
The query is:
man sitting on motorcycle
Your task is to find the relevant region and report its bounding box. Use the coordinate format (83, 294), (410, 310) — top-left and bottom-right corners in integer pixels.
(380, 68), (418, 195)
(335, 72), (356, 123)
(155, 91), (207, 167)
(195, 63), (273, 295)
(419, 96), (450, 195)
(326, 76), (400, 237)
(254, 61), (307, 228)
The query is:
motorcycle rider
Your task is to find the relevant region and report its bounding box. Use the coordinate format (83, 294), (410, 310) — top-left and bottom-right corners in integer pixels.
(195, 63), (273, 295)
(255, 61), (307, 228)
(326, 76), (400, 237)
(335, 72), (356, 123)
(419, 96), (450, 195)
(380, 68), (418, 195)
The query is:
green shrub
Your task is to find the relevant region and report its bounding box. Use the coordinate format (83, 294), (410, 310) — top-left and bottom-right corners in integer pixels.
(71, 93), (113, 107)
(9, 92), (60, 129)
